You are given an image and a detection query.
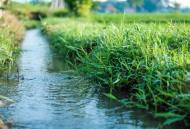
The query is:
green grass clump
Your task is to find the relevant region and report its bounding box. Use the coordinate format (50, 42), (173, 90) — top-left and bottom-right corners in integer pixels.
(0, 29), (15, 73)
(0, 12), (24, 75)
(21, 20), (40, 29)
(42, 18), (103, 62)
(42, 18), (190, 127)
(50, 8), (70, 17)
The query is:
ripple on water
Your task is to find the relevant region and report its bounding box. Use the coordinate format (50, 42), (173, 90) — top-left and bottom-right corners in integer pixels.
(0, 29), (163, 129)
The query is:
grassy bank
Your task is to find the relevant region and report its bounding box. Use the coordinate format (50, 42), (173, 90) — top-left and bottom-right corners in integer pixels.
(7, 2), (69, 29)
(7, 3), (48, 29)
(42, 17), (190, 127)
(0, 11), (24, 75)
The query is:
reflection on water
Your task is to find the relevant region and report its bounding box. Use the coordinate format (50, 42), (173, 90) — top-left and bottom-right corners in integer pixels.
(0, 29), (160, 129)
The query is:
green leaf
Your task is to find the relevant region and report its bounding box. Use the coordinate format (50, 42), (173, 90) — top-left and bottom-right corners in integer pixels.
(0, 95), (15, 103)
(119, 99), (131, 105)
(155, 112), (185, 126)
(155, 112), (184, 118)
(163, 116), (185, 126)
(103, 93), (118, 101)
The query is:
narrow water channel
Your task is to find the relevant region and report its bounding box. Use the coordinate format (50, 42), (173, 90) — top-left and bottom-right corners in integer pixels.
(0, 29), (160, 129)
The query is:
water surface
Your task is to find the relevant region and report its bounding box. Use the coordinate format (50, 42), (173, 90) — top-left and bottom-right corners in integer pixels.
(0, 29), (160, 129)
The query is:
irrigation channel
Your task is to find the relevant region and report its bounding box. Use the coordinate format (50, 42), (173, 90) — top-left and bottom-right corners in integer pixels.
(0, 29), (169, 129)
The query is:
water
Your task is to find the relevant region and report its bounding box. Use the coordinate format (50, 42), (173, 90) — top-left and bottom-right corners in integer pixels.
(0, 29), (160, 129)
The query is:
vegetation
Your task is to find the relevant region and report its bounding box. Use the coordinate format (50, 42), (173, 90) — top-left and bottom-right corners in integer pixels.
(1, 1), (190, 128)
(42, 17), (190, 127)
(92, 13), (190, 24)
(65, 0), (92, 16)
(7, 2), (48, 20)
(0, 11), (24, 75)
(7, 2), (70, 29)
(6, 3), (49, 29)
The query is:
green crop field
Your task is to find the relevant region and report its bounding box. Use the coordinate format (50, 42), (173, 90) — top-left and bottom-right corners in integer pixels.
(92, 13), (190, 24)
(42, 15), (190, 127)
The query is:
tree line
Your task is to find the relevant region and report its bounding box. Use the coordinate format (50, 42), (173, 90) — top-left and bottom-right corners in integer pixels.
(1, 0), (181, 16)
(51, 0), (180, 15)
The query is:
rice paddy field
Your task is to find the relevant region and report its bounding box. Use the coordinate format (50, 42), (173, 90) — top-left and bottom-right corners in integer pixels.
(42, 15), (190, 128)
(92, 13), (190, 24)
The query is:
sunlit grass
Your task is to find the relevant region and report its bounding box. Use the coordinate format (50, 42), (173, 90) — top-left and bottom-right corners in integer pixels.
(0, 11), (24, 74)
(42, 18), (190, 127)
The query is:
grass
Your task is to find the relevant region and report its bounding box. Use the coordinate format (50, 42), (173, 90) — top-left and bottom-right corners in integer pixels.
(7, 2), (49, 20)
(0, 11), (24, 75)
(0, 11), (23, 127)
(6, 2), (48, 29)
(42, 17), (190, 128)
(91, 13), (190, 24)
(21, 20), (40, 29)
(6, 2), (71, 29)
